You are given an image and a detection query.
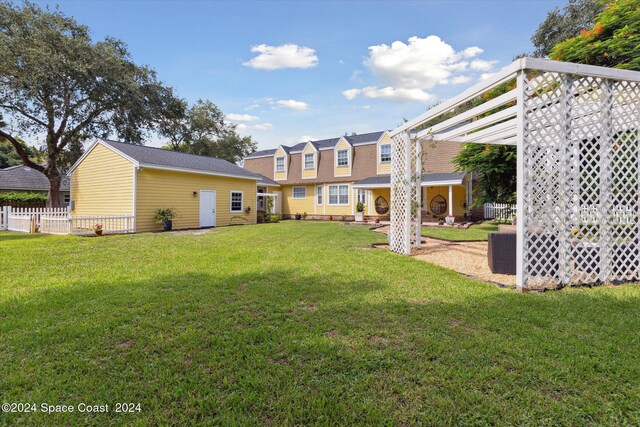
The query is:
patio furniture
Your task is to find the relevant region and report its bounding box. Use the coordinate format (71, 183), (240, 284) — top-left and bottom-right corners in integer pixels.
(487, 232), (516, 275)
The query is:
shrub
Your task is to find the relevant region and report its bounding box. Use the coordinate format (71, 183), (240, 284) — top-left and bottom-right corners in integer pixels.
(356, 201), (365, 212)
(0, 191), (47, 208)
(267, 213), (281, 223)
(154, 208), (176, 223)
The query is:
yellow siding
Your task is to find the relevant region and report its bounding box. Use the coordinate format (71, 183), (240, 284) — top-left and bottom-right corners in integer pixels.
(136, 168), (257, 232)
(377, 133), (392, 174)
(424, 185), (467, 217)
(323, 182), (353, 216)
(301, 144), (317, 179)
(274, 147), (288, 181)
(281, 185), (315, 216)
(71, 143), (134, 216)
(334, 138), (352, 177)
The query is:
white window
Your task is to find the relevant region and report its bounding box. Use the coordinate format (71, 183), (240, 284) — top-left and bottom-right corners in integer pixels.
(357, 189), (366, 205)
(380, 144), (391, 163)
(328, 184), (349, 205)
(276, 156), (285, 172)
(337, 149), (349, 166)
(316, 185), (323, 205)
(304, 153), (314, 169)
(293, 187), (306, 199)
(63, 194), (71, 205)
(230, 191), (243, 212)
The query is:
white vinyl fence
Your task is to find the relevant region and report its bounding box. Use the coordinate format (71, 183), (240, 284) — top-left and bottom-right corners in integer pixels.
(483, 203), (517, 221)
(1, 206), (134, 235)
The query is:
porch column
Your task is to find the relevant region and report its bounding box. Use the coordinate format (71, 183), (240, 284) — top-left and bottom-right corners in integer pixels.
(448, 185), (453, 216)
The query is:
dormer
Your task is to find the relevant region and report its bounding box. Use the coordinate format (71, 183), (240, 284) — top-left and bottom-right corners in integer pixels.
(376, 131), (392, 175)
(301, 141), (318, 179)
(334, 137), (353, 177)
(274, 145), (289, 181)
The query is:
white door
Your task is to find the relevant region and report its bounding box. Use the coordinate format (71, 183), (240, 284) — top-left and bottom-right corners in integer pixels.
(199, 190), (216, 227)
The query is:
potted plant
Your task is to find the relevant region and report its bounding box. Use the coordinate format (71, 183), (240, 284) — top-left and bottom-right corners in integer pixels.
(154, 208), (177, 231)
(445, 215), (455, 225)
(355, 201), (365, 222)
(295, 213), (301, 220)
(301, 212), (308, 220)
(94, 223), (103, 236)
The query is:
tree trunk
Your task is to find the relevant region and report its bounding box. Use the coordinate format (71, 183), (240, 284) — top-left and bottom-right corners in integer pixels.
(46, 175), (62, 208)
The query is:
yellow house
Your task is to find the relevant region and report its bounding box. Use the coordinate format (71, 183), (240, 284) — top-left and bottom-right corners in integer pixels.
(69, 139), (260, 232)
(242, 130), (473, 221)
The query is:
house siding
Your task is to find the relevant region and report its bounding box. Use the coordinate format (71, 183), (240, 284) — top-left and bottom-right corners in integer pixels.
(135, 168), (256, 232)
(70, 143), (134, 216)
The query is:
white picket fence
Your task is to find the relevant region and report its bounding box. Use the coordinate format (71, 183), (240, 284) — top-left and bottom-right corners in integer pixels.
(1, 206), (134, 235)
(483, 202), (635, 224)
(484, 203), (516, 221)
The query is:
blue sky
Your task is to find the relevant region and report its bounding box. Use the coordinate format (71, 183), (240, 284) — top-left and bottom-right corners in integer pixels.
(39, 0), (563, 150)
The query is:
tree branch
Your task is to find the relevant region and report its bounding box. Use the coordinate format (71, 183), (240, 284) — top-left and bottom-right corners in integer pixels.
(0, 129), (45, 173)
(0, 104), (49, 128)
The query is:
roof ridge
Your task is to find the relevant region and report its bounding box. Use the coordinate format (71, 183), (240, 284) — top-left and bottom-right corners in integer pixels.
(101, 139), (241, 165)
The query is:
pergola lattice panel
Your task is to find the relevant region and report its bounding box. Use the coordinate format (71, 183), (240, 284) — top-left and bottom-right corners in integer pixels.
(390, 58), (640, 289)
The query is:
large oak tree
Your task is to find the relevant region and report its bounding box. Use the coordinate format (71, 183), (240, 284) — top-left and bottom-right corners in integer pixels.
(0, 2), (179, 206)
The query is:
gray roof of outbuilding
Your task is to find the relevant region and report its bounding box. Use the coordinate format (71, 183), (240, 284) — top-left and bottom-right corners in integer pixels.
(353, 172), (466, 187)
(243, 131), (385, 159)
(0, 165), (70, 191)
(254, 173), (280, 187)
(98, 139), (259, 180)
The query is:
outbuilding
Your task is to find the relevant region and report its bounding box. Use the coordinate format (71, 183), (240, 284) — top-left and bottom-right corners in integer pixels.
(69, 139), (259, 232)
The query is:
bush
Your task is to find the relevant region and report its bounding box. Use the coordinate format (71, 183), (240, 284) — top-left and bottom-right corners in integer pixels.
(154, 208), (176, 223)
(0, 191), (47, 208)
(267, 213), (281, 223)
(257, 212), (281, 224)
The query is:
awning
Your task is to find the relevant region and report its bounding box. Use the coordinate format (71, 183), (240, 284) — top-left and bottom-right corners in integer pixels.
(352, 172), (467, 189)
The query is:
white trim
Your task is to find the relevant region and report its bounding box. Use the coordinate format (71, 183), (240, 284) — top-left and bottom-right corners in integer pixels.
(353, 179), (464, 189)
(327, 183), (350, 206)
(68, 139), (138, 174)
(230, 190), (244, 213)
(138, 163), (259, 181)
(132, 165), (137, 232)
(292, 186), (307, 199)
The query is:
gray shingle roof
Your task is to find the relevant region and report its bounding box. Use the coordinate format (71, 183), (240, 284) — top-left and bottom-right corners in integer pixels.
(353, 172), (466, 187)
(0, 165), (70, 191)
(99, 139), (259, 180)
(243, 131), (384, 159)
(254, 173), (280, 187)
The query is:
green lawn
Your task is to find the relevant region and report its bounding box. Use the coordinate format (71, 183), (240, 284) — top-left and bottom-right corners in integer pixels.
(1, 221), (640, 425)
(422, 220), (501, 241)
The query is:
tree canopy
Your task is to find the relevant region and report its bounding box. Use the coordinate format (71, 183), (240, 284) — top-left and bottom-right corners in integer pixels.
(551, 0), (640, 70)
(0, 1), (180, 206)
(531, 0), (604, 57)
(159, 99), (256, 164)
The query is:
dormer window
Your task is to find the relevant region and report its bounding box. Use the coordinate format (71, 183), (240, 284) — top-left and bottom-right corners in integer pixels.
(380, 144), (391, 163)
(337, 149), (349, 166)
(304, 153), (314, 169)
(276, 156), (285, 172)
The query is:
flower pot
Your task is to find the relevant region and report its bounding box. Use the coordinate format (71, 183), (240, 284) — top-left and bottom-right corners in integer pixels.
(295, 214), (301, 220)
(445, 216), (455, 225)
(163, 220), (173, 231)
(95, 230), (103, 236)
(355, 212), (364, 222)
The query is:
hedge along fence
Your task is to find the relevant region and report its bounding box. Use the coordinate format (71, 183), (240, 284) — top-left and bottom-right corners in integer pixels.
(0, 191), (47, 208)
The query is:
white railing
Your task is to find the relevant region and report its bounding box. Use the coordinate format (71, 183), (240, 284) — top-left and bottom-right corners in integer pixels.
(67, 215), (135, 235)
(484, 203), (516, 221)
(0, 206), (8, 231)
(1, 206), (134, 235)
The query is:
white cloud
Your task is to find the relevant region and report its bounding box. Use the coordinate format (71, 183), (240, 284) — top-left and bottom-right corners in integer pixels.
(451, 75), (472, 84)
(470, 59), (498, 71)
(343, 86), (435, 103)
(243, 44), (318, 70)
(344, 35), (497, 103)
(480, 72), (496, 80)
(252, 123), (273, 131)
(276, 99), (309, 110)
(299, 135), (315, 142)
(236, 123), (248, 132)
(226, 113), (259, 122)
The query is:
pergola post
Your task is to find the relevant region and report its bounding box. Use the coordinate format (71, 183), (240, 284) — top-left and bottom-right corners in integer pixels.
(515, 70), (525, 290)
(448, 185), (453, 217)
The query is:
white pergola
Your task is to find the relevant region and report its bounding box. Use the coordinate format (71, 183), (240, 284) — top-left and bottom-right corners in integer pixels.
(389, 57), (640, 290)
